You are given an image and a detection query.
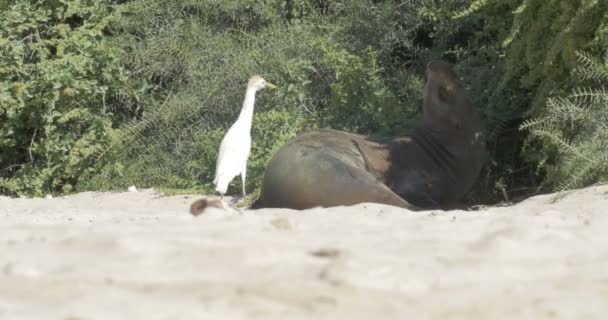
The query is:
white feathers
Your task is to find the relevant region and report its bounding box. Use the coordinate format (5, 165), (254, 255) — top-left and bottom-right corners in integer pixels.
(212, 75), (276, 197)
(213, 125), (251, 195)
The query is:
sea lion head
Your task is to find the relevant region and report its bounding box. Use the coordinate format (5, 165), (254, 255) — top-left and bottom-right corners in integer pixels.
(422, 61), (479, 133)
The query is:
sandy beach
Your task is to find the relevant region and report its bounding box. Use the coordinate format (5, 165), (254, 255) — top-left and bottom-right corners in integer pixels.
(1, 186), (607, 319)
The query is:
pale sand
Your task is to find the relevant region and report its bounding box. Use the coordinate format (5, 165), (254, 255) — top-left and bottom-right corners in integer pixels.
(0, 185), (607, 320)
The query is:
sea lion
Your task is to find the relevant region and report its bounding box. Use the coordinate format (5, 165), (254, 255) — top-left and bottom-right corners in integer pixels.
(253, 60), (484, 210)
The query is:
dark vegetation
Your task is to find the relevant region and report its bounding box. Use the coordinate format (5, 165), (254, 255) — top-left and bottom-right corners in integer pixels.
(1, 0), (607, 203)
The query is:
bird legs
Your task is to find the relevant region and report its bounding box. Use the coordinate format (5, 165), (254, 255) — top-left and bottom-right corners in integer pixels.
(241, 169), (247, 198)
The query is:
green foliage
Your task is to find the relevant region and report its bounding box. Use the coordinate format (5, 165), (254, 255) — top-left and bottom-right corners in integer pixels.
(521, 51), (608, 191)
(501, 0), (607, 112)
(0, 0), (134, 196)
(501, 0), (607, 194)
(83, 0), (432, 195)
(4, 0), (607, 201)
(320, 46), (422, 135)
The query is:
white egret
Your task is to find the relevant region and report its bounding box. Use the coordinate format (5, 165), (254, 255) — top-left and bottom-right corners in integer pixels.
(213, 75), (276, 199)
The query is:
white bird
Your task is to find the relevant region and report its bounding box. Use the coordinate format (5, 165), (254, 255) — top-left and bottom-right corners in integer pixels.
(213, 75), (276, 199)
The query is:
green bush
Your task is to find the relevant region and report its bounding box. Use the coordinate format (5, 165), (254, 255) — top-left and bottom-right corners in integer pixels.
(3, 0), (606, 202)
(0, 0), (134, 196)
(498, 0), (607, 195)
(510, 1), (608, 192)
(84, 0), (432, 196)
(522, 50), (608, 191)
(87, 0), (608, 202)
(319, 46), (422, 135)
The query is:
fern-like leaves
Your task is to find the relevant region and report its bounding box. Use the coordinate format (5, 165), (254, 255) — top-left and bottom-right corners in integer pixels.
(521, 50), (608, 192)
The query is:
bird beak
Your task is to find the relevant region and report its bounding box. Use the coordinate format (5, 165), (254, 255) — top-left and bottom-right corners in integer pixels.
(266, 82), (277, 89)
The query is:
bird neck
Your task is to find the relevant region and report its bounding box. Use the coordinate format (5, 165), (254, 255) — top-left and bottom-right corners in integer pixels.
(236, 88), (257, 132)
